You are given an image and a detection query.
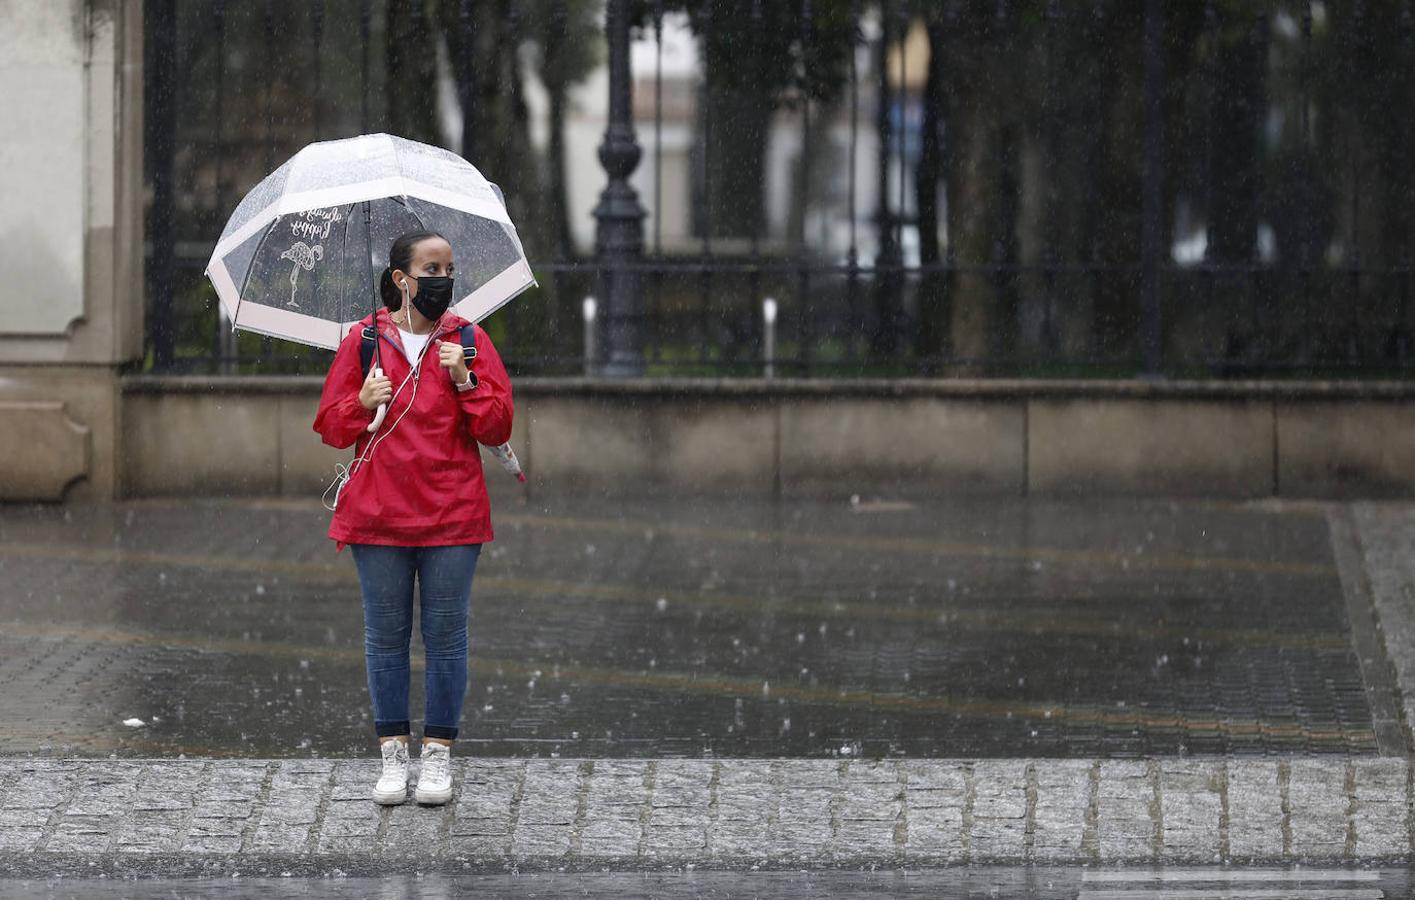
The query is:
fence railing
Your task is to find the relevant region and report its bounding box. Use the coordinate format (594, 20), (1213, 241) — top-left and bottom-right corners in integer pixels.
(143, 0), (1415, 379)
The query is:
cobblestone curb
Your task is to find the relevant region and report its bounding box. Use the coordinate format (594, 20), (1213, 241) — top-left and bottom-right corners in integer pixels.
(1353, 503), (1415, 745)
(0, 757), (1409, 873)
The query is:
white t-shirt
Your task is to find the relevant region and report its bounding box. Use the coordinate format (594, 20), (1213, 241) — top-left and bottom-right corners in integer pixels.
(397, 328), (431, 366)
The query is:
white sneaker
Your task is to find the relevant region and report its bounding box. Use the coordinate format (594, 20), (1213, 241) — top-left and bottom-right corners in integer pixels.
(372, 738), (410, 805)
(414, 742), (453, 805)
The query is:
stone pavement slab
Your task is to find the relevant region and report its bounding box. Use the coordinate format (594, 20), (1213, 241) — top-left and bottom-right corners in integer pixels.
(0, 756), (1409, 874)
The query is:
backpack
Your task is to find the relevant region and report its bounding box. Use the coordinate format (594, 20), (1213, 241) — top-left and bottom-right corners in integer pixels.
(352, 317), (523, 482)
(360, 321), (478, 388)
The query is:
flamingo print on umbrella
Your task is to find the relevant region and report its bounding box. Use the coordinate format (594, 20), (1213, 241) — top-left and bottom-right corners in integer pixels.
(279, 241), (324, 308)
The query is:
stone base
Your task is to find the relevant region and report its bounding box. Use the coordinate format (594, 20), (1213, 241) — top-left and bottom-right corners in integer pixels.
(0, 365), (122, 501)
(108, 377), (1415, 502)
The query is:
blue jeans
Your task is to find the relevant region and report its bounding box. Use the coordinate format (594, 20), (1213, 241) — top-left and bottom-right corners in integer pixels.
(350, 543), (481, 741)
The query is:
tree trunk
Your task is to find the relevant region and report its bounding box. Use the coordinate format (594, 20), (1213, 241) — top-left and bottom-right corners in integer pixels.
(1207, 12), (1264, 265)
(545, 74), (573, 260)
(700, 70), (773, 241)
(944, 12), (1022, 371)
(384, 0), (439, 146)
(1080, 3), (1144, 360)
(914, 15), (948, 369)
(871, 13), (900, 358)
(450, 0), (479, 161)
(1206, 9), (1267, 367)
(1333, 3), (1415, 361)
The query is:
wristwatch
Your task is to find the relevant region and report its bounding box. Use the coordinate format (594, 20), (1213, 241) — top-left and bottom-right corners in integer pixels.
(455, 369), (479, 391)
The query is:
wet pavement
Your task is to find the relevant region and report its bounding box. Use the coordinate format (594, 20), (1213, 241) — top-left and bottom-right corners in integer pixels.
(0, 493), (1400, 760)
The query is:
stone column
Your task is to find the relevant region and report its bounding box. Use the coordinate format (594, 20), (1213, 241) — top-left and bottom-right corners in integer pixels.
(0, 0), (144, 501)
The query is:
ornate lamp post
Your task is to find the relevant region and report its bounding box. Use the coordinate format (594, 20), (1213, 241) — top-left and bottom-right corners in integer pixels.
(593, 0), (647, 376)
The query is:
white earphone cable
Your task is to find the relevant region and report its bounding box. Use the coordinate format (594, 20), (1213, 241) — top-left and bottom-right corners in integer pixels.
(322, 327), (435, 512)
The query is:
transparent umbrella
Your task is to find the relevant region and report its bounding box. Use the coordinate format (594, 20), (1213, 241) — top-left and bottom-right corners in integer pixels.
(205, 132), (534, 347)
(204, 132), (533, 479)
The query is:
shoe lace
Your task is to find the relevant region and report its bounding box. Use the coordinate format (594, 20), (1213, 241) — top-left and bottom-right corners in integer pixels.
(381, 740), (406, 772)
(422, 744), (451, 782)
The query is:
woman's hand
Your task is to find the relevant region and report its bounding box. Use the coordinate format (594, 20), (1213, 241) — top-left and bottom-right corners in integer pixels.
(435, 340), (471, 385)
(359, 368), (393, 411)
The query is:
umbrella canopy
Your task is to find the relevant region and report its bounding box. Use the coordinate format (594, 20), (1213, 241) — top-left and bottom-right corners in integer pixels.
(204, 133), (536, 350)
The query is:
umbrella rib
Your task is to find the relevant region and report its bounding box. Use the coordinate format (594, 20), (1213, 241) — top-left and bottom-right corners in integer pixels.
(403, 196), (430, 233)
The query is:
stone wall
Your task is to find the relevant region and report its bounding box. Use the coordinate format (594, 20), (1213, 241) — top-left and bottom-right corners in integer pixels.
(118, 377), (1415, 500)
(0, 0), (144, 501)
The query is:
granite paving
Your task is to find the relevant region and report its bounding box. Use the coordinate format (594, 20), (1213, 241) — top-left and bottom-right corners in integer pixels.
(0, 756), (1408, 873)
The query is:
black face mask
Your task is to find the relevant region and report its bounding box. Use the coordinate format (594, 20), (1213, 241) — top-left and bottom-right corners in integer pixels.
(405, 274), (455, 321)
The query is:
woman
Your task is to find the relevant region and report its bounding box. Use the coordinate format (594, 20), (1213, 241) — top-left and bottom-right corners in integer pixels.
(313, 230), (513, 806)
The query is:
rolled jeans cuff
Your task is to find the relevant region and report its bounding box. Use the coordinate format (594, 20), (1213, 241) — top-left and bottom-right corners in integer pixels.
(376, 720), (411, 738)
(424, 724), (458, 741)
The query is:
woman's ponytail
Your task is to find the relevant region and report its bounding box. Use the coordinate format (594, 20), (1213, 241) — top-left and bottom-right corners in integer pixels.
(379, 266), (402, 311)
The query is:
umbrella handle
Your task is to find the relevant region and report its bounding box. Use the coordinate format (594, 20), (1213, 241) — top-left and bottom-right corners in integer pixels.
(367, 366), (388, 433)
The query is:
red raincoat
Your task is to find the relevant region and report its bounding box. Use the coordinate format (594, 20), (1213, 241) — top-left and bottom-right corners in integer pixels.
(313, 306), (513, 549)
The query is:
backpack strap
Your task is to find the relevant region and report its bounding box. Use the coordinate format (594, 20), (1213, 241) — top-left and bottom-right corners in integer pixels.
(458, 324), (480, 389)
(359, 325), (378, 378)
(458, 324), (479, 363)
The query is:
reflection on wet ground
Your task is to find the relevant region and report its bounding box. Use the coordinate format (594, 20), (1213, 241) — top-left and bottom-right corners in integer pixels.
(1, 867), (1410, 899)
(0, 494), (1382, 758)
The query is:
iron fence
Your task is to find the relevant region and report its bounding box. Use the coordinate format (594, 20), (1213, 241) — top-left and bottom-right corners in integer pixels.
(144, 0), (1415, 378)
